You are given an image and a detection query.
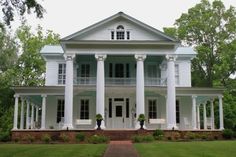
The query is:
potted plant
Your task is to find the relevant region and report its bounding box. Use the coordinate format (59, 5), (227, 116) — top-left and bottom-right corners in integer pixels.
(138, 114), (146, 129)
(96, 114), (103, 130)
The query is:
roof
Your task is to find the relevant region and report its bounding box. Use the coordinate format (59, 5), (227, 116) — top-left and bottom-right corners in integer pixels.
(40, 45), (64, 54)
(175, 47), (196, 55)
(61, 12), (179, 42)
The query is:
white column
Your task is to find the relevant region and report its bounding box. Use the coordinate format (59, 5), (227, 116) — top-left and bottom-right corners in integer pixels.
(36, 106), (39, 123)
(26, 100), (30, 129)
(13, 94), (19, 130)
(197, 105), (200, 129)
(192, 95), (197, 130)
(95, 54), (107, 129)
(63, 54), (75, 129)
(203, 103), (207, 130)
(210, 99), (215, 130)
(20, 97), (25, 129)
(31, 104), (35, 129)
(166, 55), (177, 129)
(41, 94), (47, 130)
(218, 95), (224, 130)
(135, 54), (146, 129)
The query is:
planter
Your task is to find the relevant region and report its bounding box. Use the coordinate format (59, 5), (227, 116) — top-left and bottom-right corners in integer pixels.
(97, 120), (102, 130)
(140, 120), (144, 129)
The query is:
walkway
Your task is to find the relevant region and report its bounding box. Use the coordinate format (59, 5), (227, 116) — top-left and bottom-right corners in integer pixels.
(103, 141), (139, 157)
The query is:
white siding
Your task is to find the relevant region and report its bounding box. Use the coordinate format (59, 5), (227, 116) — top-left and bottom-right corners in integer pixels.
(45, 61), (59, 86)
(178, 61), (191, 87)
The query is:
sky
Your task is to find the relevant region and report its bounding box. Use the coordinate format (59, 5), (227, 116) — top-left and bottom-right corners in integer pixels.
(13, 0), (236, 38)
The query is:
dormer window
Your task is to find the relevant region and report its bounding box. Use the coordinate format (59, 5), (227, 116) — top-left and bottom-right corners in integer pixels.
(111, 25), (130, 40)
(116, 25), (125, 40)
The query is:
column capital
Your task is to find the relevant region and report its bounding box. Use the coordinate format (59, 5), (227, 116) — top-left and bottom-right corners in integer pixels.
(135, 54), (146, 61)
(95, 54), (107, 61)
(64, 54), (75, 61)
(218, 95), (223, 99)
(14, 94), (20, 98)
(41, 94), (47, 98)
(166, 55), (177, 61)
(192, 95), (197, 99)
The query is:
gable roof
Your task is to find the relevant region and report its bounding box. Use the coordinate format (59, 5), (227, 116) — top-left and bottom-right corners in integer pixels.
(61, 12), (178, 42)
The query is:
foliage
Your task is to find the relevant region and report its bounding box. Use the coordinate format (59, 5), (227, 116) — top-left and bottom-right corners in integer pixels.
(0, 131), (10, 142)
(87, 135), (109, 144)
(76, 132), (85, 142)
(137, 114), (146, 121)
(222, 129), (234, 139)
(153, 129), (164, 140)
(23, 134), (35, 143)
(41, 134), (52, 143)
(95, 114), (103, 121)
(0, 0), (45, 26)
(59, 133), (69, 142)
(185, 132), (196, 140)
(164, 0), (236, 87)
(132, 135), (154, 143)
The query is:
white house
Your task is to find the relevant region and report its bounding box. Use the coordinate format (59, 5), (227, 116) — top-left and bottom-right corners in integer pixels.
(12, 12), (224, 131)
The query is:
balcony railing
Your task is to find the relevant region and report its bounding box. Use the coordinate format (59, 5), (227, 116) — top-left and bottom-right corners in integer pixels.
(74, 77), (167, 86)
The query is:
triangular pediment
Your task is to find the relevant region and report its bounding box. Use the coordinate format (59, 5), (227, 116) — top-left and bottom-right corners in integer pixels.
(62, 12), (178, 42)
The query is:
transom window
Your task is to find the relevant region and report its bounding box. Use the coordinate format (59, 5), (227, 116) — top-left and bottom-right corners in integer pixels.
(80, 99), (89, 119)
(57, 99), (64, 123)
(58, 63), (66, 85)
(148, 99), (157, 119)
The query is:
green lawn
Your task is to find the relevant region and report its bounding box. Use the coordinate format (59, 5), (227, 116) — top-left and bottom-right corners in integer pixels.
(0, 144), (107, 157)
(134, 141), (236, 157)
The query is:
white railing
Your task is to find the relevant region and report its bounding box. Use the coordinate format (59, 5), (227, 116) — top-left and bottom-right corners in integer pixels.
(74, 77), (167, 86)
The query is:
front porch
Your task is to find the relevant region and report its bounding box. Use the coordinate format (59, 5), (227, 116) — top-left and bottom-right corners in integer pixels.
(12, 86), (224, 131)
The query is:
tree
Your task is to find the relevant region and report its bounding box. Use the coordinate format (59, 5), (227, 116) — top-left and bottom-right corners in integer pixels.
(14, 23), (60, 86)
(0, 0), (45, 26)
(164, 0), (236, 87)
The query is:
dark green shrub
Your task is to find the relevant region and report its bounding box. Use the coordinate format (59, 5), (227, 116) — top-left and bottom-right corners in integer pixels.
(185, 132), (196, 140)
(201, 133), (207, 140)
(88, 135), (109, 144)
(76, 132), (85, 142)
(153, 129), (164, 140)
(59, 133), (69, 142)
(41, 134), (52, 143)
(23, 134), (35, 143)
(172, 132), (181, 140)
(131, 135), (154, 143)
(222, 129), (234, 139)
(0, 132), (10, 142)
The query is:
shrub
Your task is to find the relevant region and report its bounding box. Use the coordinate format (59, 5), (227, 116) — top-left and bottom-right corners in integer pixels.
(23, 134), (35, 143)
(41, 134), (52, 143)
(88, 135), (109, 144)
(201, 133), (207, 140)
(76, 132), (85, 142)
(222, 129), (234, 139)
(59, 133), (69, 142)
(0, 132), (10, 142)
(185, 132), (196, 140)
(153, 129), (164, 140)
(172, 132), (181, 140)
(132, 135), (154, 143)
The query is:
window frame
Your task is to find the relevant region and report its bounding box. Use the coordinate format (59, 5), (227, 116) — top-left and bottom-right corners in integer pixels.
(148, 99), (157, 119)
(57, 99), (65, 123)
(80, 99), (90, 120)
(58, 63), (66, 85)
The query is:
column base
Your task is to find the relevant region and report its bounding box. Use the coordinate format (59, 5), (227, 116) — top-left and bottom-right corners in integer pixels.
(40, 127), (46, 130)
(62, 124), (74, 130)
(12, 127), (18, 130)
(192, 127), (197, 130)
(219, 127), (224, 130)
(167, 124), (178, 130)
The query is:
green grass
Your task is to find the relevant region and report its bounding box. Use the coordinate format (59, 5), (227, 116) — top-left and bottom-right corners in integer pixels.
(134, 141), (236, 157)
(0, 144), (107, 157)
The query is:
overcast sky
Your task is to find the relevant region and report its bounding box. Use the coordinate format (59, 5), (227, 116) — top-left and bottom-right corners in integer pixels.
(15, 0), (236, 38)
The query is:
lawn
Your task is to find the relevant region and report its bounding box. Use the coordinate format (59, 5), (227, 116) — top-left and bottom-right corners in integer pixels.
(0, 144), (107, 157)
(134, 141), (236, 157)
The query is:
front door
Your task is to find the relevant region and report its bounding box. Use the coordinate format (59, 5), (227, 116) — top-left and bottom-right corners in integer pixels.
(113, 101), (125, 129)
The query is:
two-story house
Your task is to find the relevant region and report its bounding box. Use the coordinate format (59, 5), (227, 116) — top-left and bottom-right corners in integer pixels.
(12, 12), (224, 131)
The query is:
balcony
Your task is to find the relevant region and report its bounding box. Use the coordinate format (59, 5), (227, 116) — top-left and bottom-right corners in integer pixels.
(74, 77), (167, 86)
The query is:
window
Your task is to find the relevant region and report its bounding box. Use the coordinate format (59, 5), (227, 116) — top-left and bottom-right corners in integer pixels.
(116, 106), (122, 117)
(111, 31), (114, 40)
(176, 100), (180, 123)
(58, 63), (66, 85)
(109, 98), (112, 118)
(148, 100), (157, 119)
(126, 98), (129, 118)
(109, 63), (113, 77)
(126, 64), (130, 78)
(126, 31), (130, 40)
(147, 64), (158, 78)
(116, 25), (125, 40)
(115, 64), (124, 77)
(175, 64), (179, 85)
(81, 64), (90, 77)
(57, 99), (64, 123)
(80, 99), (89, 119)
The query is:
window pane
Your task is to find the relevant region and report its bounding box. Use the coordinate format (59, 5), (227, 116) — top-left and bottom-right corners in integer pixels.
(109, 99), (112, 118)
(116, 106), (122, 117)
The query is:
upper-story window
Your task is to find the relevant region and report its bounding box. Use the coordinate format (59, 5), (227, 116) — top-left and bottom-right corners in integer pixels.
(58, 63), (66, 85)
(111, 25), (130, 40)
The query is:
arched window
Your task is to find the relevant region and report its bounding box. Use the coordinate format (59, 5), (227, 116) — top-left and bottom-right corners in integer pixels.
(116, 25), (125, 40)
